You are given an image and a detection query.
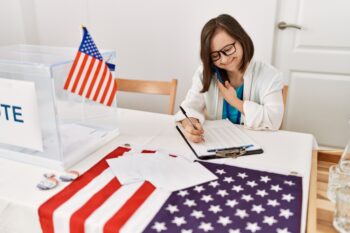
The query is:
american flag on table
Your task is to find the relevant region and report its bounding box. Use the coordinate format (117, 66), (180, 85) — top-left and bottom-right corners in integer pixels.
(144, 162), (302, 233)
(64, 26), (117, 106)
(38, 147), (302, 233)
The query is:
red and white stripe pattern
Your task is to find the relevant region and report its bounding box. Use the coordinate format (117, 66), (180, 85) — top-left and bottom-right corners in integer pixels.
(38, 147), (171, 233)
(64, 27), (117, 107)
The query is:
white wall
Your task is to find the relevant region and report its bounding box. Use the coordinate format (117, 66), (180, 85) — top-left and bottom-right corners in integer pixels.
(0, 0), (26, 45)
(3, 0), (278, 114)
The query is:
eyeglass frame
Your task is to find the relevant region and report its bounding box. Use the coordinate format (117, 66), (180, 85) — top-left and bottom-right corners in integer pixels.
(210, 42), (237, 62)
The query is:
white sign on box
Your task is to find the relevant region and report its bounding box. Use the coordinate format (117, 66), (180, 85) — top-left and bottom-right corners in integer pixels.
(0, 78), (43, 151)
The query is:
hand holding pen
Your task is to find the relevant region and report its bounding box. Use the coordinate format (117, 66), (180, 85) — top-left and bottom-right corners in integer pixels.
(179, 106), (204, 143)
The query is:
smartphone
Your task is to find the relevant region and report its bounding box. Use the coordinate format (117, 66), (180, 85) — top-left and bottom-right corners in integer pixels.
(214, 66), (224, 84)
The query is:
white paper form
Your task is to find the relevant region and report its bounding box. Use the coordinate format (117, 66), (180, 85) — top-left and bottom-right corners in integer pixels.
(107, 157), (143, 185)
(177, 119), (262, 156)
(107, 151), (218, 191)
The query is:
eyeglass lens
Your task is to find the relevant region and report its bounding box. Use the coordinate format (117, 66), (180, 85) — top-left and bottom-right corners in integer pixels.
(211, 43), (236, 62)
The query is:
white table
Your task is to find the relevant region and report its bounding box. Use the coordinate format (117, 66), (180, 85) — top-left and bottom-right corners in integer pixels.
(0, 108), (314, 233)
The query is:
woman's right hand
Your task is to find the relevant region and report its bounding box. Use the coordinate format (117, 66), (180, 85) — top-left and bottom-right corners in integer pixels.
(181, 117), (204, 143)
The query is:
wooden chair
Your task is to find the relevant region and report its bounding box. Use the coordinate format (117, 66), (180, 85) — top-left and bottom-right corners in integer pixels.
(282, 85), (288, 107)
(115, 78), (178, 115)
(280, 85), (289, 129)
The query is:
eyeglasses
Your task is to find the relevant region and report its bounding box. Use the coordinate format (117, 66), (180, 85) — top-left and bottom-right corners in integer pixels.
(210, 42), (237, 62)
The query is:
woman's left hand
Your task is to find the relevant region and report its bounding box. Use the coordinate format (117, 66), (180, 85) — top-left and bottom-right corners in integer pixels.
(217, 80), (238, 106)
(217, 80), (244, 114)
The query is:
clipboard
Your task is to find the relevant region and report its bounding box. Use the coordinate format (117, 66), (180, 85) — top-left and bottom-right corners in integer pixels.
(176, 119), (263, 160)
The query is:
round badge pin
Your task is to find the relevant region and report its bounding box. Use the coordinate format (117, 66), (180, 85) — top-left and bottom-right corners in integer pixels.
(59, 170), (80, 182)
(37, 177), (58, 190)
(43, 173), (56, 179)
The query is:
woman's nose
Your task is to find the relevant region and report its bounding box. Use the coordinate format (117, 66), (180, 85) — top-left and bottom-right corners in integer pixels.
(219, 53), (229, 64)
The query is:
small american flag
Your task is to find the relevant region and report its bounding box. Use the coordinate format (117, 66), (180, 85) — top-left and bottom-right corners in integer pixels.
(64, 26), (117, 106)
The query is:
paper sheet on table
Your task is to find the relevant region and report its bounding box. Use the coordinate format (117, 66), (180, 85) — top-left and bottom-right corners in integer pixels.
(107, 151), (217, 191)
(176, 119), (262, 158)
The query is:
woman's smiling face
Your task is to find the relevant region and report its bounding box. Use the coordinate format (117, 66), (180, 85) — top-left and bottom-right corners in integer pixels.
(210, 29), (243, 73)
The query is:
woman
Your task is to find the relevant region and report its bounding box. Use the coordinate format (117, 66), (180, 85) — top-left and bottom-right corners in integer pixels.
(175, 14), (284, 143)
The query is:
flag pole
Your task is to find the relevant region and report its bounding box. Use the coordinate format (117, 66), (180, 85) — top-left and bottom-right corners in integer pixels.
(80, 25), (86, 123)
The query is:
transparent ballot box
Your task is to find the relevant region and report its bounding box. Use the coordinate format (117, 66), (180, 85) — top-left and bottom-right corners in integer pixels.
(0, 45), (119, 170)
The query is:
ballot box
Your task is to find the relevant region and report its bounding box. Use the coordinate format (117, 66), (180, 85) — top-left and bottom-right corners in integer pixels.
(0, 44), (119, 170)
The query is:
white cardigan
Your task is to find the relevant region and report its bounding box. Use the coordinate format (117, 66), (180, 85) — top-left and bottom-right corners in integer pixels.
(175, 60), (284, 130)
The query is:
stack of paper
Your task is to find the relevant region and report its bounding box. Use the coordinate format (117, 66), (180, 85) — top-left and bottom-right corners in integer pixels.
(107, 151), (217, 192)
(176, 119), (263, 159)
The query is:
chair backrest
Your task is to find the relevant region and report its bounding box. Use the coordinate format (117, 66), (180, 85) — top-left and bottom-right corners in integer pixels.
(282, 85), (288, 107)
(280, 85), (288, 129)
(115, 78), (178, 115)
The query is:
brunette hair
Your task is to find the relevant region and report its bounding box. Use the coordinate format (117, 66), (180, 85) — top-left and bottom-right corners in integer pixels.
(200, 14), (254, 92)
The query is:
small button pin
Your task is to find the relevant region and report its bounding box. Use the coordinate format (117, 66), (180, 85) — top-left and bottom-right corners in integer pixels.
(37, 177), (58, 190)
(59, 170), (80, 182)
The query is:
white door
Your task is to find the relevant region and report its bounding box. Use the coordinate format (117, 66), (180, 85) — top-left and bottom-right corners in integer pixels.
(273, 0), (350, 148)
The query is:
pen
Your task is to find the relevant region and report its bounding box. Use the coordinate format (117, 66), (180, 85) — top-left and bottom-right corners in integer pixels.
(179, 106), (198, 130)
(207, 144), (254, 153)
